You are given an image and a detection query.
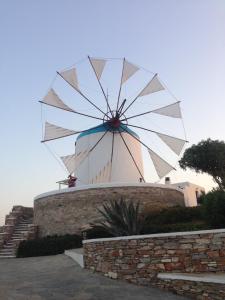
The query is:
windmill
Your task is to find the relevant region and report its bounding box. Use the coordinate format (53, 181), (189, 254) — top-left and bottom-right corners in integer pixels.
(40, 57), (187, 186)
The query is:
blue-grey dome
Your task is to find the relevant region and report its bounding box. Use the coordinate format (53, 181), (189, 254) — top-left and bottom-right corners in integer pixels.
(77, 123), (139, 140)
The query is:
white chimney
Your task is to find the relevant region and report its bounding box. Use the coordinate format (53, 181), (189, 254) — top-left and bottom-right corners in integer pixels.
(165, 177), (171, 184)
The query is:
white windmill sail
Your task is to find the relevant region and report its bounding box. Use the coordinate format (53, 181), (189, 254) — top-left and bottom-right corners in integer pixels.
(157, 133), (186, 155)
(61, 150), (89, 174)
(152, 102), (182, 118)
(148, 149), (174, 179)
(89, 58), (106, 80)
(75, 150), (89, 168)
(139, 74), (165, 97)
(61, 154), (76, 174)
(43, 122), (78, 142)
(59, 68), (79, 91)
(42, 89), (74, 112)
(121, 60), (139, 84)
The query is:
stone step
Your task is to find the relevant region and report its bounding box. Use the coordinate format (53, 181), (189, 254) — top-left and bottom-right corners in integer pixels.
(20, 220), (33, 224)
(18, 222), (31, 224)
(3, 245), (15, 249)
(13, 234), (27, 237)
(0, 250), (15, 255)
(64, 248), (84, 268)
(12, 233), (25, 236)
(0, 255), (16, 258)
(16, 227), (30, 230)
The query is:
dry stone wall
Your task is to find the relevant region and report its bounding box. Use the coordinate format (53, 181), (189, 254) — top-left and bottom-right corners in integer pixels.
(34, 184), (184, 237)
(155, 277), (225, 300)
(83, 229), (225, 285)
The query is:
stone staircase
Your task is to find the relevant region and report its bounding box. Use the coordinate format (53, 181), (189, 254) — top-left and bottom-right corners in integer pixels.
(0, 206), (37, 258)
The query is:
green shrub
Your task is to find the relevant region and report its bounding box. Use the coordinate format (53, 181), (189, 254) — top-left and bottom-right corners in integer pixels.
(141, 205), (207, 234)
(141, 221), (208, 235)
(17, 234), (82, 258)
(203, 190), (225, 228)
(144, 206), (203, 226)
(84, 226), (113, 239)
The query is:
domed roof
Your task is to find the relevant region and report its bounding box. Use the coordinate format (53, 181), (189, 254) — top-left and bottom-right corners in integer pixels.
(77, 123), (139, 140)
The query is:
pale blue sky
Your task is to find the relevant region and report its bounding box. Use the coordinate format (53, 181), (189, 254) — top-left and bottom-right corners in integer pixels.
(0, 0), (225, 224)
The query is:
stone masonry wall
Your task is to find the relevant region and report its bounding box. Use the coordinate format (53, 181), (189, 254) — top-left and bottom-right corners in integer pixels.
(154, 278), (225, 300)
(83, 229), (225, 285)
(34, 184), (184, 237)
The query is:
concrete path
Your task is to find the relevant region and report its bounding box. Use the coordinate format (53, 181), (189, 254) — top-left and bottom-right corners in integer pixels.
(0, 255), (189, 300)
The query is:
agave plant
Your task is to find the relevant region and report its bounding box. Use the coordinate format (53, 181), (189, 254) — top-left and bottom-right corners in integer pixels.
(96, 198), (145, 237)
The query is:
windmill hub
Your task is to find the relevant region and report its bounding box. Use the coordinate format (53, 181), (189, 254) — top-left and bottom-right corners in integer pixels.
(108, 116), (121, 129)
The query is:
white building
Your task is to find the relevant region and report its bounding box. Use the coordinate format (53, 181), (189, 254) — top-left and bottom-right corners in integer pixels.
(164, 178), (205, 207)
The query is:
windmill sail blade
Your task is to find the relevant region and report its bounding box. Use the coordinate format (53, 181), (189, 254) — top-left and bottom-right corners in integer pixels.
(152, 102), (182, 118)
(59, 68), (79, 91)
(139, 74), (165, 97)
(42, 122), (79, 142)
(89, 58), (106, 80)
(61, 154), (76, 174)
(42, 89), (74, 112)
(148, 149), (174, 179)
(156, 133), (186, 155)
(121, 60), (139, 84)
(74, 150), (89, 168)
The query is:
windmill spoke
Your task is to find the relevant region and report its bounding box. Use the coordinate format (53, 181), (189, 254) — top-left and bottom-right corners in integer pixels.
(88, 56), (113, 117)
(41, 122), (95, 143)
(118, 129), (145, 182)
(89, 130), (109, 153)
(41, 133), (78, 143)
(125, 123), (187, 155)
(109, 131), (115, 181)
(118, 99), (126, 116)
(120, 101), (181, 122)
(122, 74), (158, 115)
(126, 124), (188, 142)
(116, 57), (125, 112)
(75, 130), (110, 172)
(110, 132), (115, 164)
(39, 101), (103, 121)
(57, 71), (106, 116)
(121, 126), (176, 172)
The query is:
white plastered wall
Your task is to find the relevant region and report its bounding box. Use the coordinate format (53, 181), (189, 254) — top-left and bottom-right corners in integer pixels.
(74, 131), (144, 186)
(171, 182), (205, 207)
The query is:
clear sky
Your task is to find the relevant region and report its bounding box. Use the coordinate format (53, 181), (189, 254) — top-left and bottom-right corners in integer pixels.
(0, 0), (225, 225)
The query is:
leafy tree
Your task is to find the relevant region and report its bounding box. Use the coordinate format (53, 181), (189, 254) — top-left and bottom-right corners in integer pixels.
(95, 198), (145, 237)
(179, 139), (225, 190)
(203, 190), (225, 228)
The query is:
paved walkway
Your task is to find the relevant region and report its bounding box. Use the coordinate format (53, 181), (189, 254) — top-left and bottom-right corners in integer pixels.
(0, 255), (189, 300)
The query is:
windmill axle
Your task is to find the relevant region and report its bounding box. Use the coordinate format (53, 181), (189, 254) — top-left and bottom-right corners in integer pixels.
(108, 116), (121, 129)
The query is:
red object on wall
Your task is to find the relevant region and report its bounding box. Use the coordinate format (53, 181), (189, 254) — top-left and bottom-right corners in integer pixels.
(68, 175), (77, 188)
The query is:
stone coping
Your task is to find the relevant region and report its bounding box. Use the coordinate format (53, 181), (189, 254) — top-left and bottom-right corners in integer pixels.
(158, 272), (225, 284)
(82, 228), (225, 244)
(64, 248), (84, 268)
(34, 182), (182, 201)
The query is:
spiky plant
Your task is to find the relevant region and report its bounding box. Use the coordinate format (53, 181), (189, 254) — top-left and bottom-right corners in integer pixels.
(96, 198), (145, 237)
